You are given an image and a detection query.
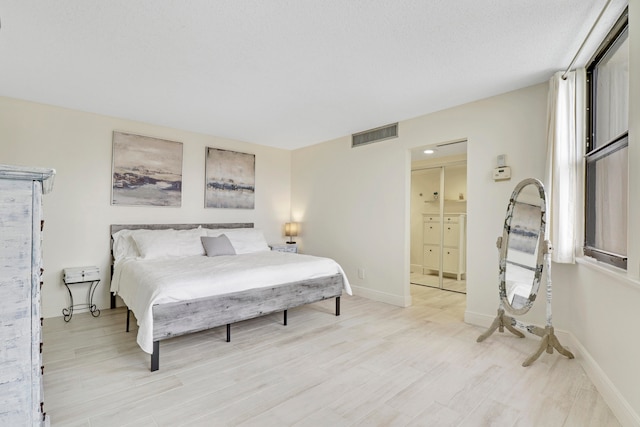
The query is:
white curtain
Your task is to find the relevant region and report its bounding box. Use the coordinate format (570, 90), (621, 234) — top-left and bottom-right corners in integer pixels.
(544, 69), (585, 263)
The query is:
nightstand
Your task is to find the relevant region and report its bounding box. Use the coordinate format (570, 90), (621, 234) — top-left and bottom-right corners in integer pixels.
(271, 243), (298, 253)
(62, 266), (101, 322)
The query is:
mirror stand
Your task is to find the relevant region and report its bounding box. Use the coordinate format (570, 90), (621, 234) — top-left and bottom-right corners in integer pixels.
(478, 239), (575, 367)
(476, 307), (524, 342)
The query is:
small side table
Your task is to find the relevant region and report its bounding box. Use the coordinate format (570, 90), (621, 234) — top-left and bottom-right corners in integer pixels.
(271, 243), (298, 253)
(62, 266), (101, 322)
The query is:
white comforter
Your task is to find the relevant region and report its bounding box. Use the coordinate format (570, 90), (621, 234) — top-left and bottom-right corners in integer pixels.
(111, 251), (352, 354)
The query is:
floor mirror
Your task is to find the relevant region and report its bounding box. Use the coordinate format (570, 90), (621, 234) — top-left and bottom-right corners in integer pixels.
(477, 178), (574, 366)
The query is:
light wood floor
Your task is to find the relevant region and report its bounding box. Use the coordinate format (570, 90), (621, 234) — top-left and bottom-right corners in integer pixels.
(43, 285), (620, 426)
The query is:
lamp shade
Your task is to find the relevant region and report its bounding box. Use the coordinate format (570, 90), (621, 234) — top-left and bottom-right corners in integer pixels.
(284, 222), (299, 237)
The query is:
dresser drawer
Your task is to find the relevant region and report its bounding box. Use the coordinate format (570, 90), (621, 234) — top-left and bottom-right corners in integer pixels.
(423, 245), (440, 270)
(442, 248), (460, 273)
(443, 223), (460, 247)
(423, 222), (441, 244)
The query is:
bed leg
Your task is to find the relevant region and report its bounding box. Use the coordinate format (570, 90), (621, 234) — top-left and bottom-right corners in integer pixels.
(226, 324), (231, 342)
(126, 309), (131, 332)
(151, 341), (159, 372)
(336, 297), (341, 316)
(110, 292), (116, 309)
(284, 310), (287, 326)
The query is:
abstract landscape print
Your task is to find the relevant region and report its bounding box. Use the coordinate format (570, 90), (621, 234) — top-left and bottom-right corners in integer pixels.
(111, 132), (183, 206)
(205, 147), (255, 209)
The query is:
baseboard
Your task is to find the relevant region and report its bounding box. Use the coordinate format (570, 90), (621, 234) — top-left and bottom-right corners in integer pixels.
(566, 332), (640, 427)
(351, 285), (411, 307)
(464, 309), (495, 328)
(464, 309), (639, 426)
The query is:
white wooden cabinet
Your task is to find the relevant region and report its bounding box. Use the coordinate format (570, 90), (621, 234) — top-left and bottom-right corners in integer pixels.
(422, 215), (440, 270)
(422, 214), (466, 279)
(0, 165), (55, 426)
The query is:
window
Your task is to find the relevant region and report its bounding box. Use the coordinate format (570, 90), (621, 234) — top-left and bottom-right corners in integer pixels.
(584, 9), (629, 269)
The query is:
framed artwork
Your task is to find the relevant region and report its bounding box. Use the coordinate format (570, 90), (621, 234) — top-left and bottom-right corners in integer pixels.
(205, 147), (255, 209)
(111, 131), (183, 206)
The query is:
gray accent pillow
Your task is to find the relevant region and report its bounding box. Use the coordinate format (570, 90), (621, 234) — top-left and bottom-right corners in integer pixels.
(201, 235), (236, 257)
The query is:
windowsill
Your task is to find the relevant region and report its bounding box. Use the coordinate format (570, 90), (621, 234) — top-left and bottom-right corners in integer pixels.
(575, 256), (640, 291)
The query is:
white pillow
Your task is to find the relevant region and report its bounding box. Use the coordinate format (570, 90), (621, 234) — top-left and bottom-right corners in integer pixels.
(132, 228), (206, 259)
(112, 229), (142, 262)
(207, 228), (270, 254)
(205, 228), (244, 237)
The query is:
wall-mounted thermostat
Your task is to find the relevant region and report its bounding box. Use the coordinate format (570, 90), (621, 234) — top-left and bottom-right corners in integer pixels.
(493, 166), (511, 181)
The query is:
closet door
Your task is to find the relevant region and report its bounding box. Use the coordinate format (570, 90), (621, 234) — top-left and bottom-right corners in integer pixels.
(411, 167), (442, 286)
(442, 163), (467, 292)
(411, 160), (466, 293)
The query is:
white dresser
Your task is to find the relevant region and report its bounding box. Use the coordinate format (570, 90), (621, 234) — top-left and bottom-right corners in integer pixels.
(0, 165), (55, 426)
(423, 214), (466, 280)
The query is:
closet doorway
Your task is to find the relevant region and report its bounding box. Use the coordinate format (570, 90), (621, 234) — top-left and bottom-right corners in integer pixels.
(410, 142), (467, 293)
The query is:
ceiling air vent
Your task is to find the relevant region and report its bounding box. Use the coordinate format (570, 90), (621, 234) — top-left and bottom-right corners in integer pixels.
(352, 123), (398, 148)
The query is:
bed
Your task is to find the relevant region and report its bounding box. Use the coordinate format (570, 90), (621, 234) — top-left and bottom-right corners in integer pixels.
(110, 223), (352, 371)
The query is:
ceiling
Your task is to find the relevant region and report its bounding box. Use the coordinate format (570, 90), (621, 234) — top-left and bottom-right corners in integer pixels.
(0, 1), (627, 150)
(411, 140), (468, 162)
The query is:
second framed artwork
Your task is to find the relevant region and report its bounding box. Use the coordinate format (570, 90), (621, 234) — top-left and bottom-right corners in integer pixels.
(205, 147), (255, 209)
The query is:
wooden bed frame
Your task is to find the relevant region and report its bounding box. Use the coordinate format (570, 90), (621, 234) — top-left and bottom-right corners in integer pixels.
(110, 223), (343, 371)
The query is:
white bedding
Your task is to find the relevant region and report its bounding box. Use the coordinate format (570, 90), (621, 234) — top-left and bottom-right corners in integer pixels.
(111, 251), (352, 354)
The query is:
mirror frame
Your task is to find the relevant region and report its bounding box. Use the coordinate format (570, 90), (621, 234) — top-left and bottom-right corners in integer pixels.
(498, 178), (546, 315)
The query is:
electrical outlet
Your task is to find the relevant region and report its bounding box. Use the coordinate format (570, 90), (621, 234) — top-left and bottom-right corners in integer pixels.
(358, 267), (365, 279)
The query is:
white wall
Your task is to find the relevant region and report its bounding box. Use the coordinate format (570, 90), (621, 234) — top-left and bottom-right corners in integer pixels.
(291, 83), (549, 310)
(553, 263), (640, 425)
(291, 3), (640, 420)
(292, 79), (640, 423)
(0, 96), (292, 318)
(550, 2), (640, 425)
